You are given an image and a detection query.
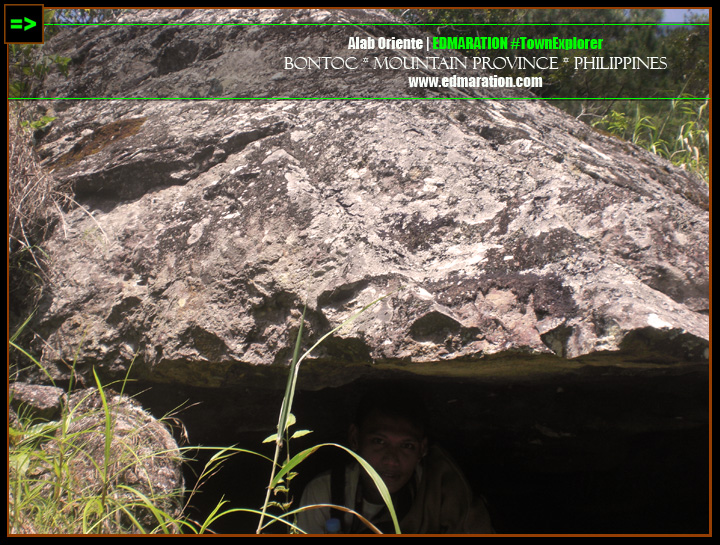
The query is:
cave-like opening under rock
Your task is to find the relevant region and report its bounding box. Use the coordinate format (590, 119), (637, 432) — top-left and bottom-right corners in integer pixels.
(128, 362), (709, 535)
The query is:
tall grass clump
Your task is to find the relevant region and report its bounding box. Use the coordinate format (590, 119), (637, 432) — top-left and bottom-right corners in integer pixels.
(9, 357), (186, 534)
(10, 292), (400, 534)
(9, 104), (61, 322)
(9, 329), (187, 534)
(592, 96), (709, 183)
(9, 389), (186, 533)
(9, 103), (109, 350)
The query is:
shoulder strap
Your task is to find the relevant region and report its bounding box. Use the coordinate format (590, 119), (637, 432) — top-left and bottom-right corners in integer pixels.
(329, 462), (346, 532)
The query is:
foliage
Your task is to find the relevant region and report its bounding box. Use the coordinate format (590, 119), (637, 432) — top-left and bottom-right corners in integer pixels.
(9, 10), (125, 98)
(21, 114), (57, 132)
(256, 296), (401, 534)
(8, 10), (70, 325)
(9, 406), (186, 533)
(400, 9), (708, 102)
(658, 12), (710, 100)
(8, 10), (70, 98)
(9, 360), (185, 534)
(50, 9), (127, 24)
(8, 105), (64, 327)
(8, 45), (70, 99)
(9, 102), (112, 343)
(9, 293), (400, 534)
(592, 96), (709, 181)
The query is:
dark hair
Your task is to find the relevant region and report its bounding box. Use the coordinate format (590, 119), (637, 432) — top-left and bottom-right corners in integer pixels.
(353, 382), (429, 437)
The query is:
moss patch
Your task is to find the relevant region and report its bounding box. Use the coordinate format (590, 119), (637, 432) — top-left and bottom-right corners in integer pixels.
(51, 117), (147, 171)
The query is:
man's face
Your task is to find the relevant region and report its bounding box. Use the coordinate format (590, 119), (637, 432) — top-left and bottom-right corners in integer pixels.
(350, 411), (427, 499)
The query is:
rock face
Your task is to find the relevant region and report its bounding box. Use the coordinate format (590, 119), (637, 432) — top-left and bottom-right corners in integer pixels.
(12, 9), (709, 535)
(26, 10), (708, 390)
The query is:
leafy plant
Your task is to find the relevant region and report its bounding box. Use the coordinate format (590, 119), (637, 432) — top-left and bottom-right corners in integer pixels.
(9, 9), (127, 97)
(21, 115), (57, 132)
(8, 10), (70, 99)
(591, 96), (709, 182)
(10, 291), (401, 534)
(255, 295), (402, 534)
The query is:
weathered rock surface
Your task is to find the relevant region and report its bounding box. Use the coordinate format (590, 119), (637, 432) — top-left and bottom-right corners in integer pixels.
(10, 382), (65, 422)
(24, 10), (709, 389)
(40, 9), (522, 100)
(11, 8), (709, 535)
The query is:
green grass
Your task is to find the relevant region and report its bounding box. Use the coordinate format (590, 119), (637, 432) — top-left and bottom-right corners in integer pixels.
(10, 292), (400, 534)
(591, 96), (709, 183)
(9, 379), (186, 534)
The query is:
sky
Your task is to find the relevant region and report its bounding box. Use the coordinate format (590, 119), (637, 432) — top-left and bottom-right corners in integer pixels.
(661, 9), (709, 23)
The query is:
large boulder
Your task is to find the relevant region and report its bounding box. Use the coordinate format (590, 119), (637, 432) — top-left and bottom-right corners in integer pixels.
(25, 9), (708, 389)
(10, 8), (709, 535)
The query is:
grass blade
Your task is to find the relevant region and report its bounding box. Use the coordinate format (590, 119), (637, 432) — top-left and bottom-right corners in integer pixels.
(271, 442), (401, 534)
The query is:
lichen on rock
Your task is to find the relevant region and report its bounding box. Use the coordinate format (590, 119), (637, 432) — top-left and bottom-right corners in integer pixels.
(18, 9), (708, 391)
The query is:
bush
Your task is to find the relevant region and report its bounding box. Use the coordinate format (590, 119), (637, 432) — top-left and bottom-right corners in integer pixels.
(591, 97), (709, 182)
(9, 381), (185, 534)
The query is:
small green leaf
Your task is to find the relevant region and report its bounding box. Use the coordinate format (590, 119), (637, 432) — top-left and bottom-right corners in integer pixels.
(264, 413), (297, 443)
(285, 413), (296, 430)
